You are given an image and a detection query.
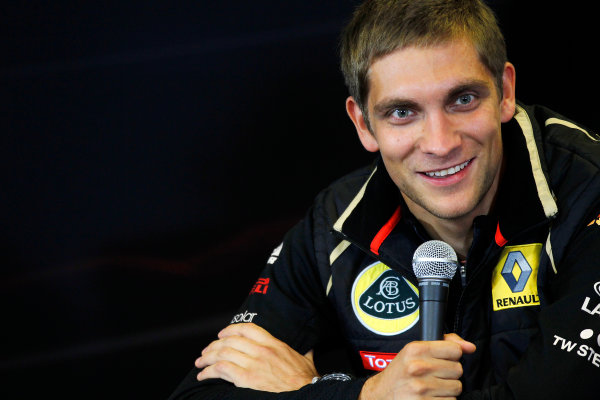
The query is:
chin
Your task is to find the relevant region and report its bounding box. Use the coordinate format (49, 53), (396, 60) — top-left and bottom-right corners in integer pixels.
(424, 201), (478, 221)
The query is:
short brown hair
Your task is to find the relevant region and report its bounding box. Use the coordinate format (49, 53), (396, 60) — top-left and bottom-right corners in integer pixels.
(340, 0), (506, 122)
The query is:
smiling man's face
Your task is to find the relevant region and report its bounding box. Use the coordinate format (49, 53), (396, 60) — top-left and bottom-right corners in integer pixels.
(348, 37), (516, 224)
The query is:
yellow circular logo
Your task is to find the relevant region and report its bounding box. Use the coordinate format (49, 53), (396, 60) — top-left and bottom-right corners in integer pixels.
(351, 262), (419, 336)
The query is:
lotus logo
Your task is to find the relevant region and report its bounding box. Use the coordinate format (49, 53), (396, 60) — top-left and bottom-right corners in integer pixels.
(351, 262), (420, 336)
(377, 276), (401, 300)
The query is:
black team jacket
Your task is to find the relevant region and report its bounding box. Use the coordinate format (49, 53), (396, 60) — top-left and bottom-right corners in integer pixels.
(169, 103), (600, 399)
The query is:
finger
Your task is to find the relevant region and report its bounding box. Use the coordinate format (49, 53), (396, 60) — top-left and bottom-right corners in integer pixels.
(196, 345), (253, 370)
(403, 374), (463, 398)
(195, 338), (222, 368)
(429, 358), (463, 380)
(427, 375), (463, 398)
(407, 340), (464, 361)
(196, 360), (246, 384)
(196, 338), (228, 368)
(204, 335), (265, 359)
(444, 333), (477, 354)
(218, 323), (277, 346)
(406, 356), (463, 380)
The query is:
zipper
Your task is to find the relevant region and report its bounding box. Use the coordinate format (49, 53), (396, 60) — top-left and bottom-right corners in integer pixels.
(452, 247), (500, 333)
(459, 261), (467, 287)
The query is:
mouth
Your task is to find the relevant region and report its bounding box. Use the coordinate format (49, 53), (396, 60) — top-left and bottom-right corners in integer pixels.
(422, 159), (473, 178)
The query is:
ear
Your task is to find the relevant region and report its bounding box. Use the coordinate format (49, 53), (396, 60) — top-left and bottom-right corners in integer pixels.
(346, 96), (379, 152)
(500, 62), (516, 123)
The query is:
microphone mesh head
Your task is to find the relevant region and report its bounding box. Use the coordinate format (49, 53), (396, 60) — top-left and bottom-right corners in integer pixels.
(412, 240), (458, 280)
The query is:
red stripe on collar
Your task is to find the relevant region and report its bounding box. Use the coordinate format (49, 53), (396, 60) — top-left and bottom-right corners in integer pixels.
(495, 222), (508, 247)
(370, 206), (402, 255)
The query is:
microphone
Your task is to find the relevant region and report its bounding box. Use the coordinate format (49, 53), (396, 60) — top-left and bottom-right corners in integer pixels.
(412, 240), (459, 341)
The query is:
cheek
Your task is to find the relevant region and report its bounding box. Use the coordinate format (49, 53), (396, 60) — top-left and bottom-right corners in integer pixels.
(465, 111), (502, 147)
(471, 122), (503, 172)
(483, 125), (503, 151)
(377, 132), (414, 160)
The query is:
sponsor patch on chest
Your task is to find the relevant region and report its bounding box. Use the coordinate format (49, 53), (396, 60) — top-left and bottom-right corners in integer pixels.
(359, 351), (396, 371)
(491, 243), (542, 311)
(351, 262), (419, 336)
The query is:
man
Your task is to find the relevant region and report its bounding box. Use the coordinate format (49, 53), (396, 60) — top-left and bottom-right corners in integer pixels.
(169, 0), (600, 398)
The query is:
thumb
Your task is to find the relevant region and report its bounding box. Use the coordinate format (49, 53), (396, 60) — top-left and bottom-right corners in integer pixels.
(444, 333), (476, 354)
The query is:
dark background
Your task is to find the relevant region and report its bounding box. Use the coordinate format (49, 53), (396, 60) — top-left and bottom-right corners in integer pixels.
(1, 1), (597, 398)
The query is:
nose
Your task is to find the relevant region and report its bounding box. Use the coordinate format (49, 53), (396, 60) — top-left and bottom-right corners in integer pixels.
(418, 111), (462, 156)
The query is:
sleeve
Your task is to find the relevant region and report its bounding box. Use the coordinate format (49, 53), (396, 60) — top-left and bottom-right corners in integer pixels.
(167, 205), (367, 399)
(168, 374), (367, 400)
(462, 208), (600, 399)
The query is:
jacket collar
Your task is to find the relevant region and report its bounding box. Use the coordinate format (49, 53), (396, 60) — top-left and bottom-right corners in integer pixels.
(333, 104), (557, 254)
(493, 104), (557, 244)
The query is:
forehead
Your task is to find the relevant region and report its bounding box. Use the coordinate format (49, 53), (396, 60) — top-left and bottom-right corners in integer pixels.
(366, 38), (495, 103)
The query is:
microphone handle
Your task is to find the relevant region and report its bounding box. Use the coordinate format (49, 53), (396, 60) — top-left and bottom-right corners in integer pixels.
(418, 279), (450, 341)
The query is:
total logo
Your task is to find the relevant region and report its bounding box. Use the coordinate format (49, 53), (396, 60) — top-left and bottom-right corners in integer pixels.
(230, 310), (257, 324)
(580, 282), (600, 317)
(351, 262), (419, 336)
(359, 351), (396, 371)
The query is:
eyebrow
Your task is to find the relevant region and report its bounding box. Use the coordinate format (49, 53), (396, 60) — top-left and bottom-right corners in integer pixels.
(372, 79), (492, 116)
(447, 79), (491, 100)
(373, 99), (419, 116)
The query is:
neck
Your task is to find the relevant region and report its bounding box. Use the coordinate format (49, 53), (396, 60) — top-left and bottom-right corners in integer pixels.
(415, 215), (473, 261)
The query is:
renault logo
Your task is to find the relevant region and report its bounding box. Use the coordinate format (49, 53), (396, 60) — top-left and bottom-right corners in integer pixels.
(492, 244), (541, 311)
(501, 251), (532, 293)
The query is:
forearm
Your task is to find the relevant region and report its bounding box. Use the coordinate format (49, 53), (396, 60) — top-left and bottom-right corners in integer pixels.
(168, 369), (367, 400)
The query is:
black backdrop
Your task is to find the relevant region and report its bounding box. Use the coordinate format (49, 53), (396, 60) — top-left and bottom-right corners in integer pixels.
(1, 1), (598, 398)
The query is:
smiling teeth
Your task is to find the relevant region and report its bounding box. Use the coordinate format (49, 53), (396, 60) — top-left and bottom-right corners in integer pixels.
(425, 160), (470, 177)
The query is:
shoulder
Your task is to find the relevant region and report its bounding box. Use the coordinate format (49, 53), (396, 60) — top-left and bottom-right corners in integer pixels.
(311, 159), (379, 221)
(518, 104), (600, 198)
(526, 104), (600, 168)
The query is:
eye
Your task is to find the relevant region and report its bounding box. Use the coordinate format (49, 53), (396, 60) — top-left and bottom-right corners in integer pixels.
(456, 94), (475, 105)
(391, 108), (414, 119)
